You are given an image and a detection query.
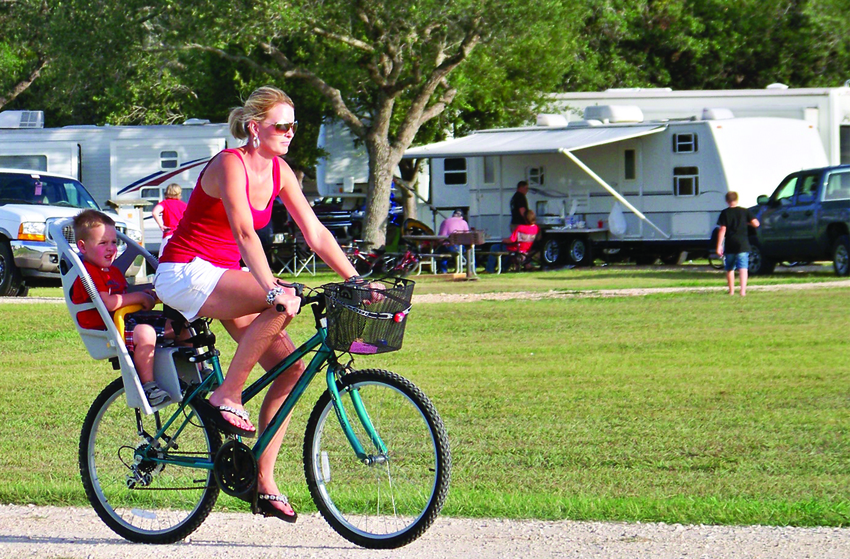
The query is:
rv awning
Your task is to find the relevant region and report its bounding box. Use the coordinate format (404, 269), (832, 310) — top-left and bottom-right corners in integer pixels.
(403, 124), (667, 159)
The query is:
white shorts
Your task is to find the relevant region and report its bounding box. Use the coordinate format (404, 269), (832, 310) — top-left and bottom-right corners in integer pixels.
(154, 258), (228, 321)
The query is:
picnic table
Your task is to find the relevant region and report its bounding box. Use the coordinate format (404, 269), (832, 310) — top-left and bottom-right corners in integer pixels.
(449, 230), (486, 280)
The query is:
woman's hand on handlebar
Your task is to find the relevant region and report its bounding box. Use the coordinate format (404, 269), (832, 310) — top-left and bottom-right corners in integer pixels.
(273, 285), (302, 317)
(345, 276), (386, 304)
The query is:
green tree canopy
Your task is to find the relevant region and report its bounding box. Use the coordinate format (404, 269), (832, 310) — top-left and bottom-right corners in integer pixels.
(138, 0), (585, 245)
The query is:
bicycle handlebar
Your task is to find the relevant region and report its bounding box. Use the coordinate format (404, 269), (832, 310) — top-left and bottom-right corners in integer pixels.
(272, 278), (381, 314)
(272, 281), (329, 313)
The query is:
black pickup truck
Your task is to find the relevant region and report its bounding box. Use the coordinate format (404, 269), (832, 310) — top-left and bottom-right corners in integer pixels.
(748, 164), (850, 276)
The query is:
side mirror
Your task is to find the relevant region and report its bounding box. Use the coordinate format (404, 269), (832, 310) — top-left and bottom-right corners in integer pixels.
(756, 195), (769, 206)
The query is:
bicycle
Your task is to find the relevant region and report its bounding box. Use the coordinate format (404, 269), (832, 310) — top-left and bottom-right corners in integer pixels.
(343, 241), (421, 277)
(51, 220), (450, 550)
(78, 276), (450, 549)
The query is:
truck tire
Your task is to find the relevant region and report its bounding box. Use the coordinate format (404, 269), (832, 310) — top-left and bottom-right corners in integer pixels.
(0, 241), (23, 297)
(748, 239), (775, 276)
(567, 236), (592, 266)
(832, 235), (850, 276)
(542, 238), (561, 265)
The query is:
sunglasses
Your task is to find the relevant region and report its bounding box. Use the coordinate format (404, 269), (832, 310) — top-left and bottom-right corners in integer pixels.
(270, 121), (298, 134)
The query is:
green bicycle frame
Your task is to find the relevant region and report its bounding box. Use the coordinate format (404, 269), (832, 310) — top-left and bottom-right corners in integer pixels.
(146, 316), (387, 469)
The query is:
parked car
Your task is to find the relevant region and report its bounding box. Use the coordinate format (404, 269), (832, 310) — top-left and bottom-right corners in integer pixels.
(748, 164), (850, 275)
(312, 195), (403, 243)
(0, 169), (143, 296)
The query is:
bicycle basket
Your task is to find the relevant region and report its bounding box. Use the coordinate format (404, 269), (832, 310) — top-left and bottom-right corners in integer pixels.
(324, 277), (415, 354)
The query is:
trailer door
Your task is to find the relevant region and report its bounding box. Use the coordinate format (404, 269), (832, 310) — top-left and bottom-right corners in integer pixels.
(0, 141), (80, 178)
(470, 155), (504, 236)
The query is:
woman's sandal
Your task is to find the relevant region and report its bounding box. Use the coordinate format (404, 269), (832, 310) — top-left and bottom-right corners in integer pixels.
(193, 398), (256, 438)
(256, 494), (297, 523)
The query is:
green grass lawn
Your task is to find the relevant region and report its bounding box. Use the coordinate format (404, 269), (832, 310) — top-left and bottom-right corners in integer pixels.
(2, 268), (848, 527)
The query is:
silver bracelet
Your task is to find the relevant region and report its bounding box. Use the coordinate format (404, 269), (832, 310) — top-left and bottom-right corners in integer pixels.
(266, 286), (284, 306)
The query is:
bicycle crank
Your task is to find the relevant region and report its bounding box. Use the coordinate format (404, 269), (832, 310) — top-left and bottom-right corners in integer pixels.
(213, 440), (258, 497)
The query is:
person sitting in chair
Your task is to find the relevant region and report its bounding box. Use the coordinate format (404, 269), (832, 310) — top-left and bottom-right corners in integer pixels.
(436, 209), (469, 274)
(486, 210), (540, 273)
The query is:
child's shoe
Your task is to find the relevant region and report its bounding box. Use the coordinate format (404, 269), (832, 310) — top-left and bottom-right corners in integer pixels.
(143, 382), (172, 407)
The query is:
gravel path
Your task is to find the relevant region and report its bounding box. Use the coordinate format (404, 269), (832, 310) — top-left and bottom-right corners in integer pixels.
(412, 278), (850, 304)
(1, 505), (848, 559)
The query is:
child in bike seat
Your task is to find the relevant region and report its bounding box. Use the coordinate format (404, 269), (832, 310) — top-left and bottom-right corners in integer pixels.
(70, 209), (174, 407)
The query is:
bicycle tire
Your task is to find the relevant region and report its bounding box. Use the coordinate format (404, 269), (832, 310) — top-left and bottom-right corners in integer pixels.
(79, 378), (222, 544)
(303, 369), (451, 549)
(708, 255), (724, 270)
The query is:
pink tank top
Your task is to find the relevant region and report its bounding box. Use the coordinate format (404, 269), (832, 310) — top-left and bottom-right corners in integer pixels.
(160, 149), (281, 269)
(158, 198), (187, 238)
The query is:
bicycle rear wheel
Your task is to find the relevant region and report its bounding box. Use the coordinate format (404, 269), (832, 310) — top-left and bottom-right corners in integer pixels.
(79, 378), (222, 544)
(304, 369), (451, 549)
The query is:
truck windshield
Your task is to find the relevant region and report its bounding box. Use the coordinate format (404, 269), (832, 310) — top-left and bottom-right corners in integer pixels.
(0, 172), (100, 210)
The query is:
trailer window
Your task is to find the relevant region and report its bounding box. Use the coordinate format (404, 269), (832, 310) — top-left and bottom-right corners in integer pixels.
(624, 149), (636, 180)
(0, 155), (47, 171)
(527, 166), (545, 186)
(673, 133), (698, 153)
(140, 187), (162, 205)
(160, 151), (179, 170)
(444, 158), (467, 185)
(673, 167), (699, 196)
(483, 156), (496, 185)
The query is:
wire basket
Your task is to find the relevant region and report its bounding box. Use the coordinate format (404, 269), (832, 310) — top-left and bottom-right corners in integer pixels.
(324, 277), (415, 354)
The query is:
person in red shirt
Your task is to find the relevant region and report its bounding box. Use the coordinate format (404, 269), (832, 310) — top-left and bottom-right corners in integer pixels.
(70, 209), (171, 407)
(485, 210), (541, 272)
(152, 183), (188, 257)
(154, 86), (369, 523)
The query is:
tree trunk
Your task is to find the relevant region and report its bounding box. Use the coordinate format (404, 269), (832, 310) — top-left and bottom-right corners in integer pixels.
(397, 159), (420, 223)
(361, 138), (396, 249)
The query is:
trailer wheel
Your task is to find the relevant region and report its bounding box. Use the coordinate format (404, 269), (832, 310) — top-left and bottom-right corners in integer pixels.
(567, 237), (592, 266)
(542, 238), (561, 265)
(0, 241), (24, 297)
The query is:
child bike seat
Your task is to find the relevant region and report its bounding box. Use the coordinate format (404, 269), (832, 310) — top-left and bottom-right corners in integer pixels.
(49, 217), (173, 415)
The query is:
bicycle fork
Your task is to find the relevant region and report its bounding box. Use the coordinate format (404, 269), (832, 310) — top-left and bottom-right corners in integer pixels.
(326, 365), (388, 465)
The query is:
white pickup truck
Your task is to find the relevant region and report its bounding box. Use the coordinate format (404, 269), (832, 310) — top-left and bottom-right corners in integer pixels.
(0, 169), (143, 296)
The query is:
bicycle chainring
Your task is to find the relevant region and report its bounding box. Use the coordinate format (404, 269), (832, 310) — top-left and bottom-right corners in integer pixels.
(213, 440), (258, 497)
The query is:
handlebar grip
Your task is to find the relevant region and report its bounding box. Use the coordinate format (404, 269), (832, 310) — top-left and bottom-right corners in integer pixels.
(273, 281), (305, 314)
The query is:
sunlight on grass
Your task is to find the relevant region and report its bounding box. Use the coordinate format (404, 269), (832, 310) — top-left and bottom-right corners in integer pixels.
(2, 275), (849, 527)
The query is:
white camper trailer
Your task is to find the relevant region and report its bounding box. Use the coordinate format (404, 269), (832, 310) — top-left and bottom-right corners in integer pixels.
(551, 85), (850, 166)
(404, 107), (828, 265)
(0, 111), (238, 251)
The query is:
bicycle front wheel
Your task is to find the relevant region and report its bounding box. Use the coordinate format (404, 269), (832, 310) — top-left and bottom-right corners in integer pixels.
(304, 369), (451, 549)
(79, 378), (222, 544)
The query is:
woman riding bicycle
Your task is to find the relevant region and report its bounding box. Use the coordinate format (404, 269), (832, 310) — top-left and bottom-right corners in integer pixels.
(154, 85), (361, 522)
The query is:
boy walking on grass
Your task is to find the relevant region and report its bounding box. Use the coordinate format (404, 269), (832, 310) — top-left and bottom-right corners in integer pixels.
(716, 191), (760, 296)
(71, 209), (172, 406)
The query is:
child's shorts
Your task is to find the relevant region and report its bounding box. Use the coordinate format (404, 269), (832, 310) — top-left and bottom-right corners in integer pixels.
(724, 252), (749, 272)
(124, 312), (167, 353)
